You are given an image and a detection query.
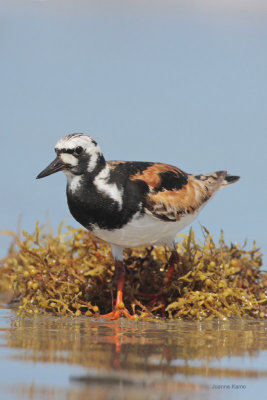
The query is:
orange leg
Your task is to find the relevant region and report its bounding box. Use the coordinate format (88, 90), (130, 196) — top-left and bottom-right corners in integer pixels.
(99, 261), (135, 320)
(137, 250), (180, 313)
(163, 250), (180, 286)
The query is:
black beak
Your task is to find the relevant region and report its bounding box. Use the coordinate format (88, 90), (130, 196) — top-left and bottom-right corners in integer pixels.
(36, 156), (65, 179)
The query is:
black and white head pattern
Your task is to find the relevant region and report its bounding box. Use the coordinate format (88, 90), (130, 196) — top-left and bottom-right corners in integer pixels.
(55, 133), (104, 177)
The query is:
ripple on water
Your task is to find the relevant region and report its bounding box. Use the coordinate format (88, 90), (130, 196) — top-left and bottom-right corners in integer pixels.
(0, 307), (267, 399)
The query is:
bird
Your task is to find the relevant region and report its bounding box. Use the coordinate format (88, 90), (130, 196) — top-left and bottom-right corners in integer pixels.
(37, 133), (239, 319)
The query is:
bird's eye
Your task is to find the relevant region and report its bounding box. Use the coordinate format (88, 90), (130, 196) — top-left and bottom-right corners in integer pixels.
(74, 146), (83, 155)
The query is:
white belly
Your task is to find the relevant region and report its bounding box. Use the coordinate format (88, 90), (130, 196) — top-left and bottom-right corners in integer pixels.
(92, 210), (200, 249)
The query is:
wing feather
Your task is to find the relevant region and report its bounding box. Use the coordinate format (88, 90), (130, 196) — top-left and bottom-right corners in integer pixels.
(143, 170), (228, 221)
(108, 161), (233, 222)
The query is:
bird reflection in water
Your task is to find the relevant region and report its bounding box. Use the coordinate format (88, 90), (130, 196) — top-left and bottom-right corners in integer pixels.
(2, 311), (267, 400)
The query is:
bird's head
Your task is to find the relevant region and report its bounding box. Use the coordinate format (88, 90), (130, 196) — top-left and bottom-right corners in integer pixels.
(36, 133), (104, 179)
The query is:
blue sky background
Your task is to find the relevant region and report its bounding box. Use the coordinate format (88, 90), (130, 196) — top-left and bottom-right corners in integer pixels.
(0, 0), (266, 260)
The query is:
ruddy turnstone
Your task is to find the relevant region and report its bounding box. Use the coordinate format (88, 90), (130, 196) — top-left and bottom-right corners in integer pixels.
(37, 133), (239, 319)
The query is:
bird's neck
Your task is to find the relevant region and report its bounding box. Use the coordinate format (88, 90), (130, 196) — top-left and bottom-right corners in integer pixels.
(66, 153), (107, 189)
(66, 158), (126, 230)
(87, 152), (107, 178)
(66, 158), (124, 213)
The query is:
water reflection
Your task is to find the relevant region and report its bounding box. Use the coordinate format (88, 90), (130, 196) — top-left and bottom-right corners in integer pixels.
(3, 382), (208, 400)
(6, 314), (267, 371)
(0, 306), (267, 399)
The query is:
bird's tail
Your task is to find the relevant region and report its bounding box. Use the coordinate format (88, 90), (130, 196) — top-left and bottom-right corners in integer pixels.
(222, 173), (240, 186)
(191, 170), (240, 189)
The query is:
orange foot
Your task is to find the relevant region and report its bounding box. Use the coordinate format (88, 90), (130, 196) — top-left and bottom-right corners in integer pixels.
(98, 263), (136, 321)
(100, 303), (136, 320)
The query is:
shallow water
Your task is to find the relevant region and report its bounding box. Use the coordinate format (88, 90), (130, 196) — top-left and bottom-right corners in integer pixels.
(0, 303), (266, 400)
